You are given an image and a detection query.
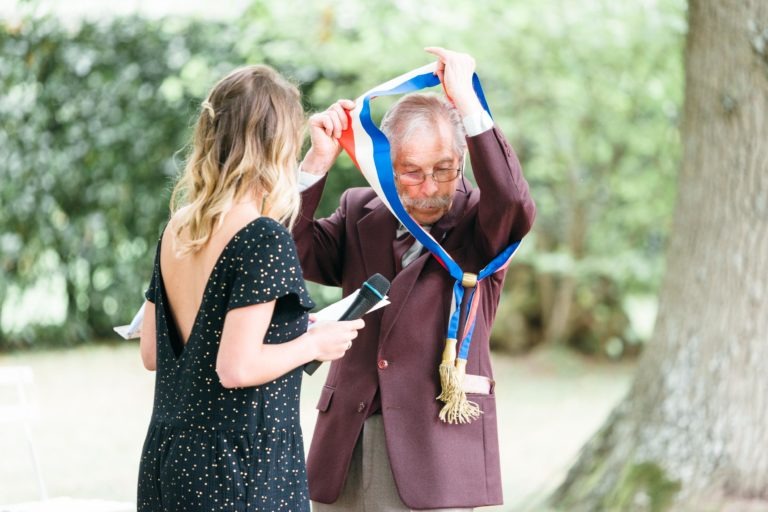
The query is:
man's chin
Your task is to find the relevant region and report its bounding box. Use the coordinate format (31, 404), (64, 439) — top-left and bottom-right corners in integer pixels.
(411, 208), (447, 225)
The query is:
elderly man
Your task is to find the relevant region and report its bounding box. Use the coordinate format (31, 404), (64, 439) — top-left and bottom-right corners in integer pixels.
(294, 47), (536, 511)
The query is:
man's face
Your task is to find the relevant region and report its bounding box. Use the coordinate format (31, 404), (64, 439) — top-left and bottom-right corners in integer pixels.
(393, 121), (462, 226)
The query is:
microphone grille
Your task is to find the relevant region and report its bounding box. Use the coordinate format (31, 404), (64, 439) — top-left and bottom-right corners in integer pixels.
(365, 273), (391, 296)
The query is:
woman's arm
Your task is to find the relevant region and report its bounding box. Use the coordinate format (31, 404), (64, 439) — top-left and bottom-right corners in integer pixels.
(139, 301), (157, 371)
(215, 301), (363, 388)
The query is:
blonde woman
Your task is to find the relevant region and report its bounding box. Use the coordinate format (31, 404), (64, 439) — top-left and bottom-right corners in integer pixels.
(137, 65), (363, 512)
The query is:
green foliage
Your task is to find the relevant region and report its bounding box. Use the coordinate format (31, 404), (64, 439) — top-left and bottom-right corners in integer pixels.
(485, 0), (685, 355)
(0, 15), (243, 348)
(0, 0), (686, 352)
(230, 0), (686, 356)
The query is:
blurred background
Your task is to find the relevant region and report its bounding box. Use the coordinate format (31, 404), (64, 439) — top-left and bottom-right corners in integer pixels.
(0, 0), (688, 509)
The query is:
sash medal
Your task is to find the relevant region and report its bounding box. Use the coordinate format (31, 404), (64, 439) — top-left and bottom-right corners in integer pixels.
(338, 63), (522, 424)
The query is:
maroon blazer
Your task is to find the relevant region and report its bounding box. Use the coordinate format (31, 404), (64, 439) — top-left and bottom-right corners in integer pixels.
(293, 126), (535, 509)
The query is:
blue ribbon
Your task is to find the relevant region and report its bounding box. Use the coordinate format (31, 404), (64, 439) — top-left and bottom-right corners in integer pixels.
(356, 68), (520, 361)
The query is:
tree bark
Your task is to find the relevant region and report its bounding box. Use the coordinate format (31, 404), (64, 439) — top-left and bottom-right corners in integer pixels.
(551, 0), (768, 510)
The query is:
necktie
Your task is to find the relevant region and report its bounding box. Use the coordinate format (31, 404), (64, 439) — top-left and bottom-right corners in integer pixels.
(392, 231), (415, 273)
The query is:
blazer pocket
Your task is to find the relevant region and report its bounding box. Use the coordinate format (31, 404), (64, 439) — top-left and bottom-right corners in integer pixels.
(462, 374), (495, 395)
(316, 385), (335, 412)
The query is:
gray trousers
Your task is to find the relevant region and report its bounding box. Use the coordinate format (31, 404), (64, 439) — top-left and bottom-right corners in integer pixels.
(311, 415), (472, 512)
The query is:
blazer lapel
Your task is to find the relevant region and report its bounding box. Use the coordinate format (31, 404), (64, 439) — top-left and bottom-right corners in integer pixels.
(378, 181), (472, 346)
(356, 196), (399, 280)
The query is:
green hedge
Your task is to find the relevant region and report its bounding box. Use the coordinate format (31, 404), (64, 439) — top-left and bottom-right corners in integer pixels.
(1, 0), (684, 356)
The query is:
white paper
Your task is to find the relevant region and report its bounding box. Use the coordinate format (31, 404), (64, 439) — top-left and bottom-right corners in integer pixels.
(113, 302), (145, 340)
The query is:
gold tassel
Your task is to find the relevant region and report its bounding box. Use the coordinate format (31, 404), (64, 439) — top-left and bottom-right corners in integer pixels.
(437, 358), (482, 424)
(437, 273), (483, 424)
(437, 338), (458, 403)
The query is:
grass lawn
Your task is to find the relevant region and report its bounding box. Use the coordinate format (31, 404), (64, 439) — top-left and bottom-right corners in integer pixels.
(0, 343), (634, 511)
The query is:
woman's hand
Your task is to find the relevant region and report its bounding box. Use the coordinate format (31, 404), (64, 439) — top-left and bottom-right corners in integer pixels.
(306, 318), (365, 361)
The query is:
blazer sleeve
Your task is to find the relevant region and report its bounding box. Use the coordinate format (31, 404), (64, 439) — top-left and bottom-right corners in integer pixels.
(293, 175), (347, 287)
(466, 125), (536, 260)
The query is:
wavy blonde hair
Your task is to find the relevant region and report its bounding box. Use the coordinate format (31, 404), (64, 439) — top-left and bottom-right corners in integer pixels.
(170, 65), (304, 256)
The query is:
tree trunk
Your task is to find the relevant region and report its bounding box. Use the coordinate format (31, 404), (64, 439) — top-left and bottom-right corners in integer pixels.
(551, 0), (768, 510)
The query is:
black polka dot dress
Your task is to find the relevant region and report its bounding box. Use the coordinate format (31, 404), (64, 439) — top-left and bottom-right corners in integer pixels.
(138, 217), (315, 512)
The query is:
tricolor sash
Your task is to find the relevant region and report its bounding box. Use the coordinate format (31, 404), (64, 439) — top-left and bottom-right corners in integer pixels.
(338, 63), (522, 424)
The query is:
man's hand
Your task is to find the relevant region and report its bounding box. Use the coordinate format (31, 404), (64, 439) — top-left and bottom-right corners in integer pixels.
(301, 99), (355, 176)
(424, 46), (483, 118)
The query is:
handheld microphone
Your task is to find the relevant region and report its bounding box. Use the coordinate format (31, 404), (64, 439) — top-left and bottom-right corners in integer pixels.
(304, 273), (391, 375)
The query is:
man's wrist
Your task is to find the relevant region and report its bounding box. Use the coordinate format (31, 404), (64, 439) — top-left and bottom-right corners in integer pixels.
(453, 93), (484, 118)
(300, 149), (333, 176)
(298, 163), (329, 176)
(462, 110), (493, 137)
(298, 170), (324, 192)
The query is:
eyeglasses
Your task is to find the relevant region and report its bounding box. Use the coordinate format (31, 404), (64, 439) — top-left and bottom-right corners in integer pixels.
(394, 168), (462, 186)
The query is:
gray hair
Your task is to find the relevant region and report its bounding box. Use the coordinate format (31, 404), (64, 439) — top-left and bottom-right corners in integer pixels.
(380, 92), (466, 159)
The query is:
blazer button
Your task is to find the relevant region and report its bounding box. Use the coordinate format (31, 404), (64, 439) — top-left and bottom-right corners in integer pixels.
(357, 402), (366, 413)
(378, 359), (389, 369)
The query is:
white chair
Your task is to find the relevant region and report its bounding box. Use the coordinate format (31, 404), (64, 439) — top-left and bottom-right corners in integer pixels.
(0, 366), (47, 501)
